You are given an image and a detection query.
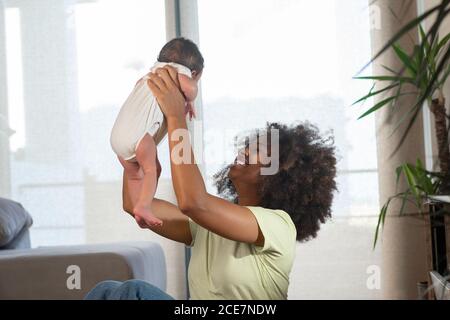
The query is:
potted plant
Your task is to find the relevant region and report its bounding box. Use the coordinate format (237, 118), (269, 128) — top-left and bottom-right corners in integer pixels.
(353, 25), (450, 276)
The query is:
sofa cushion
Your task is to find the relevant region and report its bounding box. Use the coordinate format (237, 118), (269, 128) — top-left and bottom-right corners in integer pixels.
(0, 198), (33, 247)
(0, 241), (166, 299)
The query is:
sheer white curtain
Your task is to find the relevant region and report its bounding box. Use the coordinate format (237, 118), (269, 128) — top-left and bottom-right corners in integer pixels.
(0, 1), (10, 197)
(1, 0), (188, 299)
(197, 0), (382, 299)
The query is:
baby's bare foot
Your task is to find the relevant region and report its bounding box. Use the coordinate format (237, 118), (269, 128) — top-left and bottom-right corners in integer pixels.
(135, 216), (148, 229)
(134, 204), (163, 227)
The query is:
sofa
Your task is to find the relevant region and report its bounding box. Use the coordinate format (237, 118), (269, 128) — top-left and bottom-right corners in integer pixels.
(0, 197), (167, 299)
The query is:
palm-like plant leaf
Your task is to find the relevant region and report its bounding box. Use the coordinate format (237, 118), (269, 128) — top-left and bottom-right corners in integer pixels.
(354, 4), (450, 156)
(359, 0), (450, 75)
(372, 159), (442, 249)
(357, 0), (450, 249)
(392, 44), (417, 77)
(351, 83), (399, 106)
(357, 96), (399, 120)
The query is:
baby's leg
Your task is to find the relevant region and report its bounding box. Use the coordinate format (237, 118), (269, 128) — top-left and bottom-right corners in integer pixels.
(117, 155), (143, 206)
(134, 133), (163, 226)
(117, 156), (148, 228)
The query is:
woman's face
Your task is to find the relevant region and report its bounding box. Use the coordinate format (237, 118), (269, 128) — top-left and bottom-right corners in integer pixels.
(228, 140), (265, 186)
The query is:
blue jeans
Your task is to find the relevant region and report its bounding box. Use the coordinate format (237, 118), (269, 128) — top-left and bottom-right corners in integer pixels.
(84, 279), (175, 300)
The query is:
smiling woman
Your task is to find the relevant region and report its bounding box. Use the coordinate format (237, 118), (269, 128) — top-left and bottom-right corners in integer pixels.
(215, 122), (337, 242)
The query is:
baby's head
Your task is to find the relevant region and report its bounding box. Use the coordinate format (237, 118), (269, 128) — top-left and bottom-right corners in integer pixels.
(158, 37), (204, 81)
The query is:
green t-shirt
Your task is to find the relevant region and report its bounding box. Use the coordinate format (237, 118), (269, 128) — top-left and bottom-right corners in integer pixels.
(187, 206), (297, 300)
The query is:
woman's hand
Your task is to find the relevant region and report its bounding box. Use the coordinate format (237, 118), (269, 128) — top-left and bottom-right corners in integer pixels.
(147, 66), (186, 120)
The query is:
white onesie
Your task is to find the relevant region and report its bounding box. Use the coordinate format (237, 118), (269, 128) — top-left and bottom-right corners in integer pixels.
(110, 61), (192, 161)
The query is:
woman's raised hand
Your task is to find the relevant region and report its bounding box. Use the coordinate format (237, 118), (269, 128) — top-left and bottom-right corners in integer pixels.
(147, 66), (186, 120)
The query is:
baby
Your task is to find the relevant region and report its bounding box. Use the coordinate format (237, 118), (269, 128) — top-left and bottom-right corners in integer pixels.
(110, 38), (204, 227)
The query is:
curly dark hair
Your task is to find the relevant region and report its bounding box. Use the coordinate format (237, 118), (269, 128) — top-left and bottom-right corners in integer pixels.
(214, 122), (337, 242)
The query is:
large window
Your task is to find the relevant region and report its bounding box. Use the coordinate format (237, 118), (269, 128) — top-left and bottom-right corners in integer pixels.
(0, 0), (186, 298)
(3, 0), (188, 299)
(5, 0), (166, 245)
(198, 0), (381, 299)
(0, 0), (199, 298)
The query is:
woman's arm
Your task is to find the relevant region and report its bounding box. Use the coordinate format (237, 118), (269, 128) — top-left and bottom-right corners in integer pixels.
(147, 67), (264, 246)
(122, 169), (193, 245)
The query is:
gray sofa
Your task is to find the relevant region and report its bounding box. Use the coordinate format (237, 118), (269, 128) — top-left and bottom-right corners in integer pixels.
(0, 197), (167, 299)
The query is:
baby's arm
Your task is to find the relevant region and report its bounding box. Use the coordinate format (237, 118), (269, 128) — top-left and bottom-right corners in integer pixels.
(178, 74), (198, 102)
(178, 74), (198, 119)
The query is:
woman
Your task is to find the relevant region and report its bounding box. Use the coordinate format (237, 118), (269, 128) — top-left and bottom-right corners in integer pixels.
(85, 67), (337, 300)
